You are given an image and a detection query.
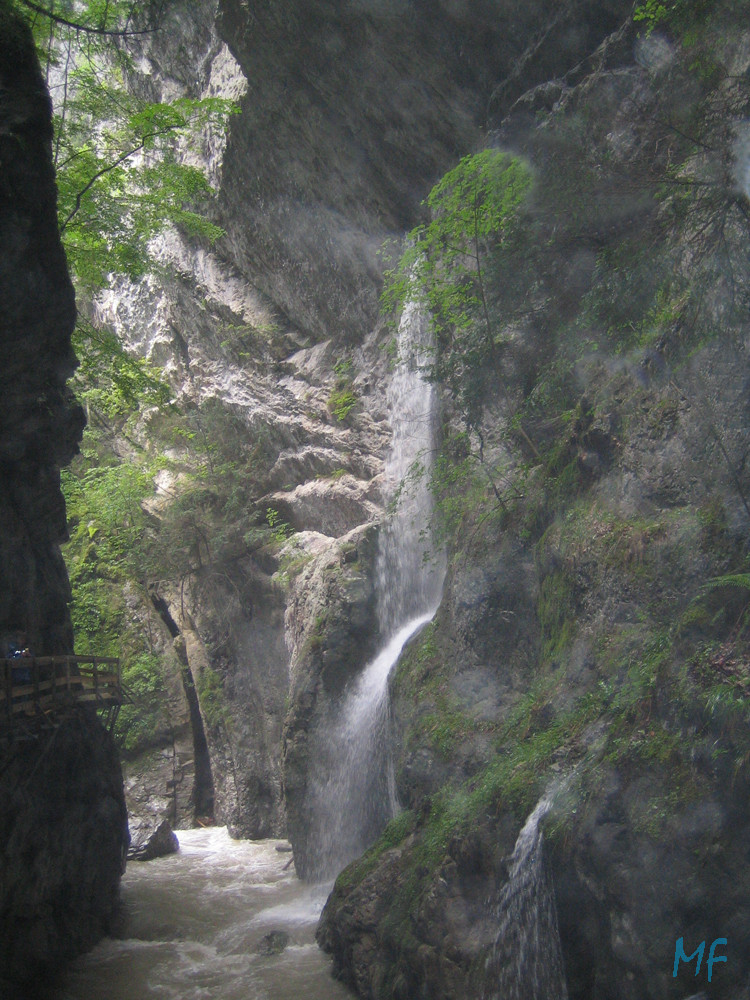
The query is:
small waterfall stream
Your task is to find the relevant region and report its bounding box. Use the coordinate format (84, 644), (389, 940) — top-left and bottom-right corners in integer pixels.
(482, 787), (569, 1000)
(308, 299), (445, 879)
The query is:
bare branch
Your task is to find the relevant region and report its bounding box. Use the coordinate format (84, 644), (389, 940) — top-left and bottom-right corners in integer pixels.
(16, 0), (159, 37)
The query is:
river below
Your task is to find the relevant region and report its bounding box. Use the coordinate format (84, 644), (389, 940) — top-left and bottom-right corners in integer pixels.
(55, 827), (353, 1000)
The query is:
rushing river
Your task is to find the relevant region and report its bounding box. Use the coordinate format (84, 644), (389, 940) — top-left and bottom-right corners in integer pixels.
(56, 828), (352, 1000)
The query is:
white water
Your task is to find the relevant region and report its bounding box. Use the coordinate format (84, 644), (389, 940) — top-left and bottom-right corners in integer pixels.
(375, 297), (445, 633)
(482, 788), (569, 1000)
(55, 828), (352, 1000)
(306, 299), (445, 879)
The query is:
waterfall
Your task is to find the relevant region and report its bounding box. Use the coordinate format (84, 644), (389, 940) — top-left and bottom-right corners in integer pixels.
(375, 297), (445, 633)
(307, 299), (444, 880)
(482, 787), (569, 1000)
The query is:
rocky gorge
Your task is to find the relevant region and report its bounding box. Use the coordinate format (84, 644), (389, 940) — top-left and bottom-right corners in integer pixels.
(2, 0), (750, 997)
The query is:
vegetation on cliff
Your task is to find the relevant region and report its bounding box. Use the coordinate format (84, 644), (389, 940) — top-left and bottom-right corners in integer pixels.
(6, 0), (263, 760)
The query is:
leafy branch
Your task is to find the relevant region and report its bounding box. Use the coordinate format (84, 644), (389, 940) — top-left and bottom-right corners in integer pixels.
(382, 149), (536, 453)
(60, 125), (182, 232)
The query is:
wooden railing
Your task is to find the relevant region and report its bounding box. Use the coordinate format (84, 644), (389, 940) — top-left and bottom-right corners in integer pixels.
(0, 656), (123, 736)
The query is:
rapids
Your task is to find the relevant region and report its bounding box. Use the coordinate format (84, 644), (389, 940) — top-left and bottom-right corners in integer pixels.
(56, 828), (352, 1000)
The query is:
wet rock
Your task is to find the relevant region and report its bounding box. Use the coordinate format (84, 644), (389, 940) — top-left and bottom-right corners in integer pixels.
(128, 820), (180, 862)
(282, 525), (381, 878)
(256, 930), (289, 956)
(0, 10), (127, 993)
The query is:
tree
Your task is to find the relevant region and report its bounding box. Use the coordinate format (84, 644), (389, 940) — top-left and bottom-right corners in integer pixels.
(11, 0), (235, 399)
(382, 150), (532, 437)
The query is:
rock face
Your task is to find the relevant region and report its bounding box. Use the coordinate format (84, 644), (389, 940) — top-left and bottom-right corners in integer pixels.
(282, 525), (381, 877)
(317, 7), (750, 1000)
(128, 819), (180, 862)
(0, 9), (84, 656)
(93, 0), (635, 856)
(0, 715), (128, 987)
(0, 10), (128, 992)
(215, 0), (632, 344)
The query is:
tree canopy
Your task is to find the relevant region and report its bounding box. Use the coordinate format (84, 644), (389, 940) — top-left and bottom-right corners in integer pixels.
(382, 149), (532, 434)
(10, 0), (236, 407)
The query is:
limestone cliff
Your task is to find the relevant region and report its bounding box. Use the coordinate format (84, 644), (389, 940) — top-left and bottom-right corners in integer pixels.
(54, 1), (750, 997)
(0, 10), (128, 992)
(92, 0), (634, 850)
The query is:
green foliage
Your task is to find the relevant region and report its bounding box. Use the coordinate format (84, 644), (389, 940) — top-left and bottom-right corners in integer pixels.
(633, 0), (712, 34)
(61, 442), (173, 754)
(73, 318), (172, 414)
(63, 457), (157, 585)
(115, 651), (167, 753)
(13, 0), (166, 38)
(56, 92), (229, 292)
(701, 572), (750, 594)
(152, 399), (285, 579)
(328, 386), (358, 422)
(327, 356), (358, 422)
(197, 664), (227, 732)
(12, 0), (235, 291)
(537, 569), (577, 661)
(266, 507), (294, 543)
(382, 150), (532, 433)
(10, 0), (237, 438)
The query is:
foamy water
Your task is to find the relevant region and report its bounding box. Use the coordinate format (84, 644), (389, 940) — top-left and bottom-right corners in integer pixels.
(56, 828), (352, 1000)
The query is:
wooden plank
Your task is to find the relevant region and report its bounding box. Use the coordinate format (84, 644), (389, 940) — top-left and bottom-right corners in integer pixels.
(0, 654), (123, 733)
(31, 658), (39, 710)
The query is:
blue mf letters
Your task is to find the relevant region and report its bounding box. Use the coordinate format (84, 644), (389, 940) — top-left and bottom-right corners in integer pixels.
(673, 937), (727, 982)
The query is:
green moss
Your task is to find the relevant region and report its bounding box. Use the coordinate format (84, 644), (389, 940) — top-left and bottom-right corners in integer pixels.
(334, 809), (416, 890)
(197, 664), (228, 731)
(537, 568), (577, 662)
(273, 551), (314, 591)
(697, 496), (729, 552)
(391, 620), (443, 702)
(327, 356), (358, 422)
(414, 709), (480, 758)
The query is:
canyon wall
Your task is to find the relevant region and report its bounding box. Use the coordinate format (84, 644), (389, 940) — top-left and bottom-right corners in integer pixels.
(61, 1), (750, 997)
(98, 0), (634, 848)
(0, 9), (128, 992)
(318, 9), (750, 999)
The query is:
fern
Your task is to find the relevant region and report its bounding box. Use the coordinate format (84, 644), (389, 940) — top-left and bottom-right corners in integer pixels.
(701, 573), (750, 593)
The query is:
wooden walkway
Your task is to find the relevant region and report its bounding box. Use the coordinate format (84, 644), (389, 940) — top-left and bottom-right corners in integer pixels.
(0, 656), (123, 737)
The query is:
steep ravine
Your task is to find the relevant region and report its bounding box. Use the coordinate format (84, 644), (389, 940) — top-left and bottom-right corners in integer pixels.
(92, 0), (636, 852)
(28, 0), (750, 996)
(0, 10), (128, 992)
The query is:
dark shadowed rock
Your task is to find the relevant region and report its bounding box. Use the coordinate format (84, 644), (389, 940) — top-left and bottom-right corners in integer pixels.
(0, 9), (127, 993)
(129, 819), (180, 862)
(257, 930), (290, 956)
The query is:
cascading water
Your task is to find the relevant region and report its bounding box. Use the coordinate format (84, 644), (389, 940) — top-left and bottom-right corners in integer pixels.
(481, 786), (569, 1000)
(375, 297), (446, 632)
(307, 298), (445, 879)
